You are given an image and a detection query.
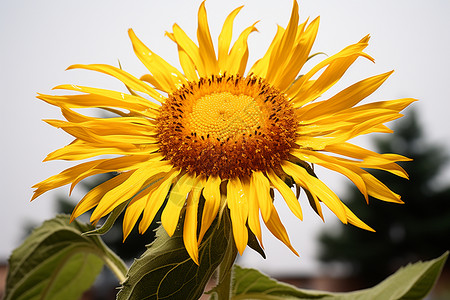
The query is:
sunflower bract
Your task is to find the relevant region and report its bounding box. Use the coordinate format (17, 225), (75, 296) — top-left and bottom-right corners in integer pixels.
(33, 0), (415, 264)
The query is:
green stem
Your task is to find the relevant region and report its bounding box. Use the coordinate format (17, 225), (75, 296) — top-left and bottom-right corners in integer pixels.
(216, 261), (233, 300)
(96, 238), (128, 283)
(215, 212), (237, 300)
(105, 259), (127, 283)
(103, 254), (127, 283)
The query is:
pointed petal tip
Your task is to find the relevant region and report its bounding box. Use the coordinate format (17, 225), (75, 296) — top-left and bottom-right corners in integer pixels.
(198, 0), (207, 15)
(366, 226), (376, 233)
(127, 28), (140, 43)
(251, 21), (260, 33)
(187, 245), (200, 265)
(164, 31), (173, 38)
(360, 34), (371, 43)
(290, 246), (300, 257)
(237, 244), (246, 256)
(284, 241), (299, 257)
(69, 213), (76, 223)
(361, 52), (375, 63)
(65, 64), (78, 71)
(122, 227), (132, 243)
(35, 92), (45, 99)
(163, 222), (176, 238)
(318, 214), (325, 222)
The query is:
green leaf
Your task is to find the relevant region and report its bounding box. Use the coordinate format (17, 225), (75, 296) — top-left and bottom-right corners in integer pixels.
(82, 199), (129, 237)
(347, 251), (449, 300)
(231, 251), (448, 300)
(5, 214), (127, 300)
(232, 265), (334, 300)
(117, 211), (234, 300)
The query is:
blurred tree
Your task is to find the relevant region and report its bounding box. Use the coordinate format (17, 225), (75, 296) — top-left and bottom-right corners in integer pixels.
(319, 108), (450, 287)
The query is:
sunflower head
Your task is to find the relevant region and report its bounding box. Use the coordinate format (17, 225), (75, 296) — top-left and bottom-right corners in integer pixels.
(157, 74), (297, 179)
(33, 0), (415, 264)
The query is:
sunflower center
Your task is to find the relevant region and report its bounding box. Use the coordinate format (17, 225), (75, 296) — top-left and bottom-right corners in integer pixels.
(187, 92), (262, 141)
(157, 74), (297, 179)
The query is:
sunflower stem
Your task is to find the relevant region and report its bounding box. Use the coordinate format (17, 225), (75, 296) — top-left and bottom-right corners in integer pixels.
(216, 262), (233, 300)
(103, 255), (127, 283)
(96, 236), (128, 283)
(215, 212), (237, 300)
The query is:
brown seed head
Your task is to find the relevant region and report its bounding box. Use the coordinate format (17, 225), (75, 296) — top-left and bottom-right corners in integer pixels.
(157, 74), (297, 179)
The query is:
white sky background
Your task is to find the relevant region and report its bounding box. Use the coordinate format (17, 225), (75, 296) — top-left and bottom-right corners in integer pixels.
(1, 0), (450, 276)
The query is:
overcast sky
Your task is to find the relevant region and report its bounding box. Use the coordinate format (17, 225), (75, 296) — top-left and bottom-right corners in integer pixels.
(1, 0), (449, 276)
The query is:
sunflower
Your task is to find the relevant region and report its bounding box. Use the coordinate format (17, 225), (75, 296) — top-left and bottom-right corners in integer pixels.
(33, 0), (414, 264)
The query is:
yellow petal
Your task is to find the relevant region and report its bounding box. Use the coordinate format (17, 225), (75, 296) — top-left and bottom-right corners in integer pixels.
(140, 74), (165, 92)
(166, 31), (198, 81)
(218, 6), (243, 70)
(342, 203), (375, 232)
(276, 17), (320, 91)
(37, 94), (157, 120)
(70, 171), (133, 222)
(90, 162), (172, 222)
(291, 149), (369, 202)
(282, 161), (347, 224)
(44, 140), (160, 161)
(172, 23), (206, 77)
(298, 71), (394, 122)
(223, 22), (258, 75)
(249, 25), (284, 78)
(264, 205), (299, 256)
(360, 171), (403, 203)
(326, 142), (410, 163)
(45, 119), (158, 146)
(250, 171), (272, 222)
(183, 177), (204, 264)
(324, 143), (410, 179)
(122, 178), (162, 241)
(265, 0), (299, 85)
(66, 64), (165, 102)
(227, 177), (249, 255)
(348, 98), (417, 116)
(198, 175), (221, 245)
(52, 84), (160, 111)
(161, 173), (196, 237)
(128, 29), (187, 92)
(266, 168), (303, 220)
(31, 159), (107, 200)
(69, 155), (161, 195)
(197, 1), (218, 75)
(288, 38), (373, 104)
(60, 106), (95, 123)
(245, 178), (263, 245)
(139, 168), (181, 233)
